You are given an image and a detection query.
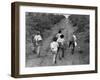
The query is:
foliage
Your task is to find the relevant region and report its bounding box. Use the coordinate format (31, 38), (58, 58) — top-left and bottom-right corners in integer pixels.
(68, 15), (89, 33)
(26, 12), (65, 39)
(68, 15), (90, 43)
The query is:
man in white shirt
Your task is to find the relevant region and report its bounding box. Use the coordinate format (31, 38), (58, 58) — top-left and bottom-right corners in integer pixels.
(57, 34), (65, 59)
(33, 32), (42, 57)
(56, 30), (62, 39)
(69, 34), (77, 55)
(50, 37), (59, 64)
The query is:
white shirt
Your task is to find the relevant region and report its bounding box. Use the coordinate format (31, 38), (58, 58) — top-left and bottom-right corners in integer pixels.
(73, 35), (77, 46)
(70, 35), (77, 41)
(73, 35), (77, 41)
(57, 38), (65, 45)
(50, 41), (59, 52)
(56, 33), (62, 39)
(34, 35), (42, 41)
(70, 35), (77, 46)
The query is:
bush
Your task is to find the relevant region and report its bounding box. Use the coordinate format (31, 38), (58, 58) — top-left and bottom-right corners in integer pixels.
(26, 12), (65, 41)
(68, 15), (89, 43)
(68, 15), (89, 33)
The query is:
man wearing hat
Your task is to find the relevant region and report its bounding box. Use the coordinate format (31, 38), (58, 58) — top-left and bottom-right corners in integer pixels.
(33, 31), (42, 57)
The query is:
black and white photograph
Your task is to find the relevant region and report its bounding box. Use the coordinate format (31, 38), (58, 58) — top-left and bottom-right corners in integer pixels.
(25, 13), (90, 67)
(11, 2), (97, 78)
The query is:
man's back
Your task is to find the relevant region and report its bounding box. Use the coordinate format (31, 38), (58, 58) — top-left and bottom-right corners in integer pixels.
(70, 34), (76, 42)
(50, 41), (59, 52)
(34, 35), (42, 41)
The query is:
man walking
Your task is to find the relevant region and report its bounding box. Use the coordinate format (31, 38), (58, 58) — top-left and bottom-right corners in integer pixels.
(57, 34), (65, 59)
(50, 37), (59, 64)
(33, 31), (42, 57)
(69, 34), (77, 55)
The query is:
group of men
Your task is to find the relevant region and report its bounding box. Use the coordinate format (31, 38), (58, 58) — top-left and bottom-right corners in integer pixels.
(50, 30), (77, 64)
(32, 30), (77, 64)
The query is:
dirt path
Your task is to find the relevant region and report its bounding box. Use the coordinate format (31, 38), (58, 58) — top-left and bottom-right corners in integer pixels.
(26, 17), (88, 67)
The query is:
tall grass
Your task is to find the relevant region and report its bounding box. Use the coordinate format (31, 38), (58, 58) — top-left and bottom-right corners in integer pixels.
(68, 15), (90, 43)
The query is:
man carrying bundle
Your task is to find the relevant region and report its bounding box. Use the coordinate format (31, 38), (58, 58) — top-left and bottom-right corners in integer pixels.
(69, 34), (77, 55)
(32, 31), (42, 57)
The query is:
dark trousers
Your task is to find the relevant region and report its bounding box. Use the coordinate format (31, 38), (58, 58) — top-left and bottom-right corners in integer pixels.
(58, 46), (64, 59)
(69, 41), (75, 54)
